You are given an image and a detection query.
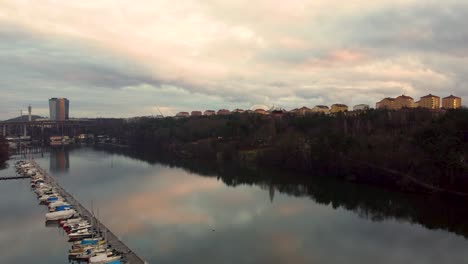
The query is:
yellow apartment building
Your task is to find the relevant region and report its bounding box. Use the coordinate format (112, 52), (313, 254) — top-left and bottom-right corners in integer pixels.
(376, 98), (395, 109)
(394, 95), (415, 109)
(442, 95), (462, 109)
(312, 105), (330, 113)
(418, 94), (440, 109)
(330, 104), (348, 113)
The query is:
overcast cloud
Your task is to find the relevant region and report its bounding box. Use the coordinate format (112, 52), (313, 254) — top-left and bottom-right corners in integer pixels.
(0, 0), (467, 118)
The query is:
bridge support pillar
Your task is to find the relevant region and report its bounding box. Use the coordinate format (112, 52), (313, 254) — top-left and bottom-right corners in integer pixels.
(23, 124), (27, 137)
(1, 125), (5, 137)
(41, 124), (44, 145)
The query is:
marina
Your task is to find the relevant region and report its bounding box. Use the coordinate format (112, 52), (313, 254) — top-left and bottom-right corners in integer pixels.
(15, 159), (146, 264)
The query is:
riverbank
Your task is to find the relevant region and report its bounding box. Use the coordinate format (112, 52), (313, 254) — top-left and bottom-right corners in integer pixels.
(91, 108), (468, 195)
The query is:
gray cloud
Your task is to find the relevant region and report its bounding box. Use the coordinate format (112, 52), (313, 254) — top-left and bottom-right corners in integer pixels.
(0, 29), (160, 90)
(0, 1), (467, 119)
(346, 3), (468, 55)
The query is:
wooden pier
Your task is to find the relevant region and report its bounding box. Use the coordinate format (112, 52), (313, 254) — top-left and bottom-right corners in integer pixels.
(31, 161), (147, 264)
(0, 176), (30, 181)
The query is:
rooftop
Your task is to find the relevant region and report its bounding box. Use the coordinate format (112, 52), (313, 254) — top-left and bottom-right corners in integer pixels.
(421, 94), (440, 98)
(443, 94), (461, 99)
(397, 95), (413, 100)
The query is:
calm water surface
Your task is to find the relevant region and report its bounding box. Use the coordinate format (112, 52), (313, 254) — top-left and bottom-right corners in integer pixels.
(1, 146), (468, 263)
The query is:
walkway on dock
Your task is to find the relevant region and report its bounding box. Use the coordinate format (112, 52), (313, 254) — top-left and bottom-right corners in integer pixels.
(0, 176), (30, 181)
(31, 161), (146, 264)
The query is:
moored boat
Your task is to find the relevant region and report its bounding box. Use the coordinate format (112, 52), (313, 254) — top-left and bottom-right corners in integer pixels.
(89, 252), (121, 264)
(46, 209), (76, 221)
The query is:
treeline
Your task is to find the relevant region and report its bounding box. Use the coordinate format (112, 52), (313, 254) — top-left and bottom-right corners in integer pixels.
(0, 136), (8, 167)
(92, 108), (468, 194)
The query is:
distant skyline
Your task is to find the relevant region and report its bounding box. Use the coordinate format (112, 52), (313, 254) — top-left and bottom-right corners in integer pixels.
(1, 1), (467, 119)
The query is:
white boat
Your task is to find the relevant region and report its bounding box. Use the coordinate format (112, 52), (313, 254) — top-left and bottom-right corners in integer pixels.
(69, 245), (107, 257)
(89, 253), (121, 263)
(68, 228), (95, 240)
(31, 182), (46, 189)
(75, 248), (112, 260)
(38, 194), (61, 202)
(72, 238), (106, 249)
(31, 178), (44, 184)
(60, 217), (83, 225)
(46, 209), (76, 221)
(26, 169), (37, 176)
(37, 190), (57, 198)
(35, 187), (54, 196)
(30, 174), (43, 180)
(69, 245), (97, 256)
(31, 173), (43, 179)
(34, 184), (51, 190)
(64, 221), (89, 230)
(67, 223), (92, 232)
(48, 201), (70, 209)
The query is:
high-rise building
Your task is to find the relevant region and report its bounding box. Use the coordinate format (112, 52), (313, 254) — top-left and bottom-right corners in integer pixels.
(49, 98), (69, 121)
(419, 94), (440, 109)
(442, 95), (462, 109)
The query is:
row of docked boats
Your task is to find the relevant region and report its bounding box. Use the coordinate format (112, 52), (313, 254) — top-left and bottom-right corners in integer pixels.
(16, 160), (124, 264)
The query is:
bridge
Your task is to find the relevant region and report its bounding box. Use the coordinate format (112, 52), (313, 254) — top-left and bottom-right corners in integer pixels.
(0, 119), (95, 139)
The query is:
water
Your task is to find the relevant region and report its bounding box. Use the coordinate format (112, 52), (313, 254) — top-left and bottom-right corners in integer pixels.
(1, 146), (468, 263)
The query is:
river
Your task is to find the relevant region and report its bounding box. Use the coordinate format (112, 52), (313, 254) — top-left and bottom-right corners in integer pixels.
(1, 146), (468, 263)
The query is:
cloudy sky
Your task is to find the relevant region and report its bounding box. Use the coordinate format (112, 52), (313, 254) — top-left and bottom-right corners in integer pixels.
(0, 0), (467, 119)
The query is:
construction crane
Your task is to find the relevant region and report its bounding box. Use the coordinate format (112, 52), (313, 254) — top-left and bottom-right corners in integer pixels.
(155, 106), (164, 118)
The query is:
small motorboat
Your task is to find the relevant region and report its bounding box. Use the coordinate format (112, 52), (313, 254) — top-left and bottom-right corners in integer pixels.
(69, 245), (108, 257)
(89, 252), (121, 264)
(68, 229), (95, 240)
(35, 186), (53, 195)
(50, 205), (73, 212)
(46, 209), (76, 221)
(72, 237), (105, 247)
(60, 217), (84, 227)
(63, 221), (89, 230)
(65, 223), (92, 233)
(74, 247), (113, 261)
(48, 201), (70, 210)
(38, 194), (59, 202)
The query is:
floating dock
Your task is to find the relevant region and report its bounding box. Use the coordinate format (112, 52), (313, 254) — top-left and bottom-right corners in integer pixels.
(0, 176), (30, 181)
(31, 161), (146, 264)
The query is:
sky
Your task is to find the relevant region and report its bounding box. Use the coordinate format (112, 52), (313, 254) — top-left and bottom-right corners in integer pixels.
(0, 0), (467, 119)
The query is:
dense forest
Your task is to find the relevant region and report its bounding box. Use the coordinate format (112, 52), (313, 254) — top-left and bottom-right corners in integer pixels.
(0, 136), (8, 168)
(92, 108), (468, 194)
